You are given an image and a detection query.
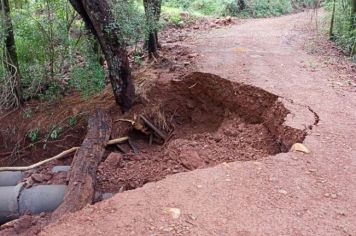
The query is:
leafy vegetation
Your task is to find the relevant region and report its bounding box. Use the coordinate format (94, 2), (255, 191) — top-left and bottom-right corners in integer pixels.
(27, 128), (40, 142)
(0, 0), (106, 103)
(324, 0), (356, 56)
(162, 0), (302, 17)
(48, 125), (63, 140)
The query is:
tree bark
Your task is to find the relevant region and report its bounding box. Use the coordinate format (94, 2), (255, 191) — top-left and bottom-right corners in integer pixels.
(143, 0), (162, 58)
(329, 0), (336, 39)
(352, 0), (356, 28)
(52, 110), (112, 219)
(69, 0), (135, 112)
(1, 0), (23, 106)
(237, 0), (245, 11)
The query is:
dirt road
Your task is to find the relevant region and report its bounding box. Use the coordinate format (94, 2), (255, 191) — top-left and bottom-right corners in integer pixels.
(41, 11), (356, 236)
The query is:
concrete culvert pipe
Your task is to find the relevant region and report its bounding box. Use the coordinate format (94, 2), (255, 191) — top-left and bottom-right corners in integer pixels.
(51, 165), (71, 173)
(0, 184), (67, 225)
(0, 184), (23, 224)
(1, 183), (113, 225)
(0, 165), (71, 187)
(19, 185), (67, 215)
(0, 171), (24, 186)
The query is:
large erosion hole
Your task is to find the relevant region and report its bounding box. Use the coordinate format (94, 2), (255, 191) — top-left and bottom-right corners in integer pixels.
(97, 72), (306, 193)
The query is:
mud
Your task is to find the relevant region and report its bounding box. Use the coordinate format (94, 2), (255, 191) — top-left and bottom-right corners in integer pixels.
(97, 72), (306, 193)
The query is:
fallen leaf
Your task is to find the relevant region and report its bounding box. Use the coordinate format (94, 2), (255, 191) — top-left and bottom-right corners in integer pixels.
(290, 143), (311, 154)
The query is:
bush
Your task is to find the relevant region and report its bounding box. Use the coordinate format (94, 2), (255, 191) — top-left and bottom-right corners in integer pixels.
(70, 52), (105, 98)
(12, 1), (70, 100)
(242, 0), (293, 17)
(163, 0), (237, 16)
(112, 0), (147, 46)
(1, 0), (113, 103)
(162, 0), (296, 17)
(324, 0), (356, 55)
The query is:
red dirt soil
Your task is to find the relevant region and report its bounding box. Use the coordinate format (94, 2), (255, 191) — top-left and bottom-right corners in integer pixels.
(97, 72), (306, 193)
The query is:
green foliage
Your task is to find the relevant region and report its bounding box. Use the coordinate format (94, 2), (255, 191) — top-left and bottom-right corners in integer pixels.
(0, 0), (108, 104)
(250, 0), (293, 17)
(47, 125), (63, 140)
(112, 0), (147, 46)
(161, 6), (187, 25)
(69, 48), (105, 98)
(12, 1), (71, 99)
(162, 0), (297, 17)
(292, 0), (318, 8)
(67, 116), (77, 127)
(27, 128), (40, 142)
(324, 0), (356, 55)
(163, 0), (238, 16)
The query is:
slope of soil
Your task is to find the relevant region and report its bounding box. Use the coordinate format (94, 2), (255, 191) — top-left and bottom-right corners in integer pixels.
(97, 72), (306, 193)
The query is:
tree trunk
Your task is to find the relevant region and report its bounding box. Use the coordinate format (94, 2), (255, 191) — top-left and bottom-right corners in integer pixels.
(237, 0), (245, 11)
(1, 0), (23, 106)
(143, 0), (162, 58)
(52, 110), (112, 219)
(352, 0), (356, 28)
(69, 0), (135, 112)
(329, 0), (336, 40)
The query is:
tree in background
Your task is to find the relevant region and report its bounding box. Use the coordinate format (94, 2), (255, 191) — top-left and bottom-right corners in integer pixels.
(0, 0), (23, 108)
(351, 0), (356, 29)
(143, 0), (162, 58)
(351, 0), (356, 55)
(329, 0), (336, 39)
(68, 0), (135, 112)
(237, 0), (246, 11)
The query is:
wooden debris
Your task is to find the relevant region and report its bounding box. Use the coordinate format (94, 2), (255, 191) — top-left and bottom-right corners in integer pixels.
(116, 144), (127, 154)
(106, 137), (129, 146)
(116, 115), (149, 135)
(116, 114), (170, 145)
(52, 109), (112, 219)
(128, 139), (139, 154)
(140, 115), (167, 141)
(149, 133), (153, 146)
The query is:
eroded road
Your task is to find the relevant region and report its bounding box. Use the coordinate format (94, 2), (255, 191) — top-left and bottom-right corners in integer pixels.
(41, 11), (356, 236)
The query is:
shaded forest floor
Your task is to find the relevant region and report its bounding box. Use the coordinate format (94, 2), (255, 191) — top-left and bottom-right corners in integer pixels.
(1, 10), (356, 236)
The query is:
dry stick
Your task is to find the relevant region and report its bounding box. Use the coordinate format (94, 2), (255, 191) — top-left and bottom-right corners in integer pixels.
(140, 115), (167, 141)
(128, 138), (139, 154)
(116, 144), (127, 154)
(106, 137), (129, 146)
(0, 137), (129, 172)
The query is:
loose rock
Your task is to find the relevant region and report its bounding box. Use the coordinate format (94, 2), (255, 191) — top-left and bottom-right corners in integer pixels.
(163, 208), (181, 219)
(31, 173), (44, 183)
(179, 151), (204, 170)
(290, 143), (311, 154)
